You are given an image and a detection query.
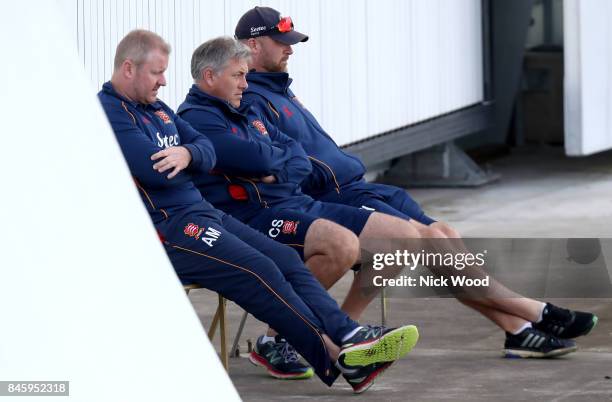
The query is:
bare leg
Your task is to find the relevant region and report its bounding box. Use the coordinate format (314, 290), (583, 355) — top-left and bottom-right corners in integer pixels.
(342, 212), (426, 320)
(342, 213), (545, 325)
(459, 299), (531, 333)
(340, 271), (369, 319)
(303, 218), (360, 289)
(410, 220), (546, 323)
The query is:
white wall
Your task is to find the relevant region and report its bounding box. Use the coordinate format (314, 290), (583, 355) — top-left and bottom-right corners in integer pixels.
(1, 1), (240, 400)
(564, 0), (612, 156)
(59, 0), (484, 146)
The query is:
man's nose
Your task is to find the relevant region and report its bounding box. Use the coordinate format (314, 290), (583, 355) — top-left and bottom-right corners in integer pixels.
(239, 76), (248, 90)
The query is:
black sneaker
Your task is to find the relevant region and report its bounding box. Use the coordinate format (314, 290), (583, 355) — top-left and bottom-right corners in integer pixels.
(534, 303), (598, 339)
(342, 361), (393, 394)
(338, 325), (419, 369)
(249, 335), (314, 380)
(503, 327), (577, 358)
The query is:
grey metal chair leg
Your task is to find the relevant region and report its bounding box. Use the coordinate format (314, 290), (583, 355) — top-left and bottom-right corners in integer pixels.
(230, 311), (249, 357)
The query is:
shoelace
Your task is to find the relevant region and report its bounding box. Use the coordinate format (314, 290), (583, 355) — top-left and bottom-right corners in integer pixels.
(546, 306), (573, 323)
(276, 341), (300, 363)
(544, 307), (574, 331)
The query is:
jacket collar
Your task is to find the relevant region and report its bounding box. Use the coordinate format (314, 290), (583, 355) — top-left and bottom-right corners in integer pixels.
(102, 81), (164, 110)
(246, 71), (293, 93)
(185, 84), (252, 117)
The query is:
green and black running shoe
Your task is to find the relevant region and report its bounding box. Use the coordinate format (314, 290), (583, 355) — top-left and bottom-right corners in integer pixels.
(338, 325), (419, 368)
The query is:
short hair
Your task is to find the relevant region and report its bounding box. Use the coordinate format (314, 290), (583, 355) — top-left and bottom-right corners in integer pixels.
(191, 36), (251, 81)
(113, 29), (171, 71)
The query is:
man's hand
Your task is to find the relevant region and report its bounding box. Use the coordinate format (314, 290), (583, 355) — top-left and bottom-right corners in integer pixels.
(151, 146), (192, 179)
(260, 175), (277, 184)
(243, 175), (277, 183)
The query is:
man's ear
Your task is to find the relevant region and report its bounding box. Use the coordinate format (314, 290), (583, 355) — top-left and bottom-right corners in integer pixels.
(203, 68), (216, 87)
(246, 38), (259, 52)
(122, 59), (136, 79)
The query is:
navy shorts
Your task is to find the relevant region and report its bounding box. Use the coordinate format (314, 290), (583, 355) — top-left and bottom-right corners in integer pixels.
(246, 200), (373, 258)
(317, 180), (435, 225)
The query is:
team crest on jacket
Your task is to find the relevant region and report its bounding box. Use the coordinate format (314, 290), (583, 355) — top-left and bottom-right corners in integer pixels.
(282, 220), (299, 235)
(268, 219), (300, 238)
(183, 223), (222, 247)
(184, 223), (205, 239)
(252, 120), (269, 135)
(154, 110), (173, 124)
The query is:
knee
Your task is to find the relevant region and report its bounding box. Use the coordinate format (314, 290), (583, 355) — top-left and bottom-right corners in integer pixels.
(443, 225), (461, 239)
(419, 226), (446, 239)
(307, 219), (360, 269)
(396, 219), (422, 240)
(430, 222), (461, 238)
(327, 225), (360, 269)
(338, 231), (360, 268)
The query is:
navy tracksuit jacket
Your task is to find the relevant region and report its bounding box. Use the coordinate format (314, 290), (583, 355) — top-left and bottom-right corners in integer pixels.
(177, 86), (373, 257)
(177, 85), (316, 222)
(98, 82), (357, 385)
(243, 72), (434, 225)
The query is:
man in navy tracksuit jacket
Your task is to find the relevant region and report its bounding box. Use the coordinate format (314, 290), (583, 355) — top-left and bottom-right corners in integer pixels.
(98, 30), (420, 394)
(178, 36), (424, 389)
(243, 71), (441, 227)
(227, 6), (596, 371)
(237, 11), (460, 237)
(176, 33), (573, 383)
(178, 81), (376, 256)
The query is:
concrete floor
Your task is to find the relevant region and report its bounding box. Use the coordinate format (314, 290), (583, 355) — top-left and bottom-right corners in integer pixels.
(188, 146), (612, 401)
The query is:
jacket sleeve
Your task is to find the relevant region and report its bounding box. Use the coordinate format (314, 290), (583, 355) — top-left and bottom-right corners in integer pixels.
(164, 105), (217, 173)
(181, 108), (303, 181)
(260, 113), (312, 184)
(99, 100), (193, 189)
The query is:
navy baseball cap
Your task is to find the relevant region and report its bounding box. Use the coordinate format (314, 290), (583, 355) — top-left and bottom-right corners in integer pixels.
(235, 6), (308, 45)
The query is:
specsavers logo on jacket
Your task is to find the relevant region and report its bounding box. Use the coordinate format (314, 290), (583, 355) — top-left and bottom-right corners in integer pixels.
(156, 132), (180, 148)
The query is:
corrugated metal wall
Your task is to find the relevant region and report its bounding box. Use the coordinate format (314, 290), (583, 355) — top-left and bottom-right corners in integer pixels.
(58, 0), (484, 146)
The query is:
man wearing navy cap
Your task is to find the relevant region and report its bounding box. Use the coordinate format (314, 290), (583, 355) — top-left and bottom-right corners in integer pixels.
(234, 6), (309, 46)
(232, 5), (597, 377)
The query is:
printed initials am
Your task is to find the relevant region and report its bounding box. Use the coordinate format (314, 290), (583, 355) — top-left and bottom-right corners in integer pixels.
(201, 227), (222, 247)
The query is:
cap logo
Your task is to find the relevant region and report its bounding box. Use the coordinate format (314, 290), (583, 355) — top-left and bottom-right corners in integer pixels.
(250, 26), (266, 34)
